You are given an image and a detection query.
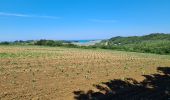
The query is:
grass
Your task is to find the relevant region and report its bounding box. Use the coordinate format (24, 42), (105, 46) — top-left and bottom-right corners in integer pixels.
(0, 45), (170, 99)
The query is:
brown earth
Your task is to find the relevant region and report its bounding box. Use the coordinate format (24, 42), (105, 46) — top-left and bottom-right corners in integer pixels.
(0, 46), (170, 100)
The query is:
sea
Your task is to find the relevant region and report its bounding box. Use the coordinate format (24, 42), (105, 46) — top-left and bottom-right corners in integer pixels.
(67, 39), (102, 45)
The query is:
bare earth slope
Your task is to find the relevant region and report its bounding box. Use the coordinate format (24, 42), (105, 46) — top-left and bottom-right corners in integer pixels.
(0, 46), (170, 100)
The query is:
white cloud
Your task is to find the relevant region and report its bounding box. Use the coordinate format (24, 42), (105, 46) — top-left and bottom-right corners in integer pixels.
(0, 12), (60, 19)
(89, 19), (117, 23)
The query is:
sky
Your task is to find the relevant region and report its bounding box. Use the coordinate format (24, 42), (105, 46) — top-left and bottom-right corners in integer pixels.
(0, 0), (170, 41)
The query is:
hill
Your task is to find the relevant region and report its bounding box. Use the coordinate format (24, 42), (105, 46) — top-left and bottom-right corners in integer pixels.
(96, 33), (170, 55)
(1, 33), (170, 55)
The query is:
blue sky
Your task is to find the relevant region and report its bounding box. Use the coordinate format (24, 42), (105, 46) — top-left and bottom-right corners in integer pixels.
(0, 0), (170, 40)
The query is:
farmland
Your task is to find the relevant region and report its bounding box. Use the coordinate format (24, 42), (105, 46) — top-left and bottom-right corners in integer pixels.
(0, 46), (170, 100)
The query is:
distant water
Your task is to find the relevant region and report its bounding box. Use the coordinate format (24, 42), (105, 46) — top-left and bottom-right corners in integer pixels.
(67, 39), (102, 45)
(68, 40), (96, 44)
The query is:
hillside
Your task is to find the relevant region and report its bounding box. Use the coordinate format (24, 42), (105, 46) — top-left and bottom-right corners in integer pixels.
(1, 33), (170, 55)
(96, 33), (170, 55)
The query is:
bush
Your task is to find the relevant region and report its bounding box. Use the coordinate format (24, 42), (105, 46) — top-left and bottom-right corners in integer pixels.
(0, 41), (10, 45)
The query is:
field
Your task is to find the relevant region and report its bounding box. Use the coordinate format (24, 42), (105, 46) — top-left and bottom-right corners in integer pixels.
(0, 46), (170, 100)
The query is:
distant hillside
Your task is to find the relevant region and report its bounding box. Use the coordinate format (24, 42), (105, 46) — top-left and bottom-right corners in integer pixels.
(96, 33), (170, 55)
(1, 33), (170, 55)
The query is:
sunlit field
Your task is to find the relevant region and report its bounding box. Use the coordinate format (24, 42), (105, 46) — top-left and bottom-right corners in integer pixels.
(0, 46), (170, 100)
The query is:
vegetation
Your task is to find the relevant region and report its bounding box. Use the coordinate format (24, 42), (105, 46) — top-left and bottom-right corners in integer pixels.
(0, 39), (78, 48)
(1, 33), (170, 55)
(1, 34), (169, 99)
(0, 40), (35, 45)
(96, 33), (170, 55)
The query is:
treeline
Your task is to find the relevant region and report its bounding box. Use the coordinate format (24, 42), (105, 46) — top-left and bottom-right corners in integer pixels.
(0, 39), (78, 48)
(96, 33), (170, 55)
(34, 39), (77, 47)
(1, 33), (170, 55)
(0, 40), (35, 45)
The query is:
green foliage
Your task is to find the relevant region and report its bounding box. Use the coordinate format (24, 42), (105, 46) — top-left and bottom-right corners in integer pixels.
(34, 39), (79, 47)
(1, 33), (170, 55)
(0, 41), (10, 45)
(0, 40), (35, 45)
(97, 33), (170, 55)
(34, 40), (63, 46)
